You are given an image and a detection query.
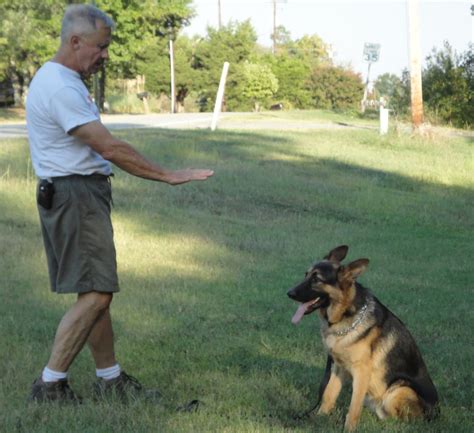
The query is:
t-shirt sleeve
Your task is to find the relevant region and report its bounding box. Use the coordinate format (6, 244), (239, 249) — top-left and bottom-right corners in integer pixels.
(49, 86), (99, 134)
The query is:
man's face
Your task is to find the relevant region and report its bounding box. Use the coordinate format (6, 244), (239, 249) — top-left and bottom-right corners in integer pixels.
(76, 20), (112, 77)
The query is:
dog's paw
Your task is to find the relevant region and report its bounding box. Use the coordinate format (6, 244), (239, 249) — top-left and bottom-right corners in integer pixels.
(344, 415), (359, 432)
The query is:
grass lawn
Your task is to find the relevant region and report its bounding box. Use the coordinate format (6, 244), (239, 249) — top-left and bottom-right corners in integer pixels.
(0, 120), (473, 433)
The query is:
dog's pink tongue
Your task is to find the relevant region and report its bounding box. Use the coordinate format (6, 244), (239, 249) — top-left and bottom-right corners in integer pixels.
(291, 300), (315, 325)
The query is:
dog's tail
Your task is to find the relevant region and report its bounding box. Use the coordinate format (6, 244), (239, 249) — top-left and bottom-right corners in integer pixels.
(391, 375), (440, 421)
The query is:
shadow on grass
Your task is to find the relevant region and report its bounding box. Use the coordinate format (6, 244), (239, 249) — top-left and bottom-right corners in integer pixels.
(0, 127), (473, 432)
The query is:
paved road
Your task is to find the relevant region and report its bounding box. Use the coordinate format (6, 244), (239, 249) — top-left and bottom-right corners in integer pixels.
(0, 113), (218, 139)
(0, 112), (380, 140)
(2, 112), (471, 139)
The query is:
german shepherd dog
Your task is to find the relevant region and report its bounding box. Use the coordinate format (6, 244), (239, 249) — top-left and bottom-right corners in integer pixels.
(287, 246), (439, 431)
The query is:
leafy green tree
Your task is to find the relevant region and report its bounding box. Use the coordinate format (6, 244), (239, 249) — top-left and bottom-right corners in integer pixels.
(0, 0), (195, 107)
(374, 72), (410, 114)
(292, 34), (331, 69)
(309, 66), (364, 110)
(241, 62), (278, 111)
(272, 25), (293, 53)
(422, 42), (472, 128)
(263, 27), (331, 109)
(96, 0), (194, 79)
(138, 35), (198, 110)
(192, 20), (258, 111)
(0, 0), (62, 99)
(459, 44), (474, 127)
(265, 53), (311, 108)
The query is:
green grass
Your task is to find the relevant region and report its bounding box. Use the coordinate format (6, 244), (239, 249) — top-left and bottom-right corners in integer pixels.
(0, 119), (473, 432)
(223, 109), (380, 128)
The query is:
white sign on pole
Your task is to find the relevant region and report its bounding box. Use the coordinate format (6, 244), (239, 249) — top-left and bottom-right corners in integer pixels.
(363, 43), (381, 63)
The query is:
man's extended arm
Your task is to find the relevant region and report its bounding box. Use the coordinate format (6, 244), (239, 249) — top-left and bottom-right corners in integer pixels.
(71, 120), (213, 185)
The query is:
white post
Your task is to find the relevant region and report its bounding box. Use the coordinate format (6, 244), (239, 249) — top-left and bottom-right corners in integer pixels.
(211, 62), (230, 131)
(380, 108), (389, 135)
(379, 97), (389, 135)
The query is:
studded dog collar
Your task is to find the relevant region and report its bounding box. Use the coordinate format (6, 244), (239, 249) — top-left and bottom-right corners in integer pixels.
(329, 298), (374, 337)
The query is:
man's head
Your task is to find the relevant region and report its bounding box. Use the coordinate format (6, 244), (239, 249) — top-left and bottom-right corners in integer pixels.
(59, 4), (115, 77)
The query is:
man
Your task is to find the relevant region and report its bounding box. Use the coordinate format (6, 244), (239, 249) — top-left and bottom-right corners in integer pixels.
(26, 4), (213, 403)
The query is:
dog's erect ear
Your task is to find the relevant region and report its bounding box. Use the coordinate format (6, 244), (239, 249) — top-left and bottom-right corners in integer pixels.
(339, 259), (369, 281)
(324, 245), (349, 263)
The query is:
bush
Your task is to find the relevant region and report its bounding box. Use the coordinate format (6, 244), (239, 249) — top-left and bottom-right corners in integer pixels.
(106, 93), (173, 114)
(309, 66), (364, 110)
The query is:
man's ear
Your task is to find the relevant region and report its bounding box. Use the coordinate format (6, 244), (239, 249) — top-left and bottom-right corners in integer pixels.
(324, 245), (349, 263)
(339, 259), (369, 281)
(70, 34), (82, 51)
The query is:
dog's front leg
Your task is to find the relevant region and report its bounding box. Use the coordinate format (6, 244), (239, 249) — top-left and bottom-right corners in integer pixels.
(344, 365), (371, 432)
(317, 363), (346, 415)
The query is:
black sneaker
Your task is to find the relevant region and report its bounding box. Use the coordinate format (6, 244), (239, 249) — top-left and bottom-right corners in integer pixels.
(28, 377), (82, 404)
(93, 371), (161, 403)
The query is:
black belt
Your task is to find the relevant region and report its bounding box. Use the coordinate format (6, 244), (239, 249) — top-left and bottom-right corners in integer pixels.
(51, 173), (113, 182)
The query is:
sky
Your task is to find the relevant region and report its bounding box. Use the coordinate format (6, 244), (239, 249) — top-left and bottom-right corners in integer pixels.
(183, 0), (473, 81)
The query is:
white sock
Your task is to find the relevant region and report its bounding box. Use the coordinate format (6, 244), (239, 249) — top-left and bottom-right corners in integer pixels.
(42, 366), (68, 383)
(96, 363), (121, 381)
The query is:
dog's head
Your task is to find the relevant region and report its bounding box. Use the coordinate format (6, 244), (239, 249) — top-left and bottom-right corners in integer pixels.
(287, 245), (369, 324)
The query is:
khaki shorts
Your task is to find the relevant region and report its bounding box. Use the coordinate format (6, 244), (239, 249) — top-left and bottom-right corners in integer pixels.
(37, 174), (120, 294)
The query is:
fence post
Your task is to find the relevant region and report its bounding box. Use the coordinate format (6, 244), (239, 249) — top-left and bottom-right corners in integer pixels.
(379, 106), (389, 135)
(211, 62), (230, 131)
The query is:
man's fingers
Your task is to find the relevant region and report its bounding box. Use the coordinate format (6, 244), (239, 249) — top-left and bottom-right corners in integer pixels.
(169, 169), (214, 185)
(188, 169), (214, 180)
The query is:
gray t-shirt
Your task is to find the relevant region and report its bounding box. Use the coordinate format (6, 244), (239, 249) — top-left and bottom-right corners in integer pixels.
(26, 61), (112, 178)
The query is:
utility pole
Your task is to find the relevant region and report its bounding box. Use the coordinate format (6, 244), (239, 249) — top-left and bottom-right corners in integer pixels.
(91, 0), (101, 111)
(272, 0), (276, 55)
(218, 0), (222, 29)
(272, 0), (287, 55)
(471, 4), (474, 42)
(169, 39), (176, 114)
(407, 0), (424, 129)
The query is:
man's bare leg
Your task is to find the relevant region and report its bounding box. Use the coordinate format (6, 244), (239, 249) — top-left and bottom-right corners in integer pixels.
(46, 291), (113, 372)
(87, 307), (117, 369)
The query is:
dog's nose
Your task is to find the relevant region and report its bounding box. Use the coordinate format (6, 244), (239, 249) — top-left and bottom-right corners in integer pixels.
(287, 289), (296, 300)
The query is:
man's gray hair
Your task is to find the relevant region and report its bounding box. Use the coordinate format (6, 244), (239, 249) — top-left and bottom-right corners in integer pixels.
(61, 4), (115, 43)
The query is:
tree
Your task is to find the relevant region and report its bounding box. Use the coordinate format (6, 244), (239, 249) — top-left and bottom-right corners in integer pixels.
(265, 53), (311, 108)
(459, 44), (474, 127)
(309, 66), (364, 110)
(0, 0), (195, 104)
(292, 34), (331, 69)
(272, 25), (293, 54)
(263, 27), (331, 109)
(96, 0), (195, 79)
(241, 62), (278, 111)
(422, 41), (472, 128)
(374, 72), (410, 114)
(138, 35), (198, 111)
(0, 0), (62, 101)
(192, 20), (258, 111)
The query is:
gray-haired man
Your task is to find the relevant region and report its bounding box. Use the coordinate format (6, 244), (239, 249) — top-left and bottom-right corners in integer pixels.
(26, 4), (213, 402)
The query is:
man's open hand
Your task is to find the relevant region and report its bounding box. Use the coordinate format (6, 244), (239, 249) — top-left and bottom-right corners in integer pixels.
(166, 169), (214, 185)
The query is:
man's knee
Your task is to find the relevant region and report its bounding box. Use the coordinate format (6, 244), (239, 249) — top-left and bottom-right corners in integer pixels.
(78, 291), (113, 314)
